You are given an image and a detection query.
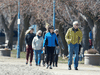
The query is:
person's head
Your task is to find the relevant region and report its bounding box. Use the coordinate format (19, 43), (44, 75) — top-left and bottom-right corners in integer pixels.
(25, 28), (34, 35)
(48, 26), (54, 33)
(45, 22), (49, 30)
(36, 30), (42, 36)
(54, 29), (59, 35)
(73, 21), (79, 29)
(29, 28), (34, 34)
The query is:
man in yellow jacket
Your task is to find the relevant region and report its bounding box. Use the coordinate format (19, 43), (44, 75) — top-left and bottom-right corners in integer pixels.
(65, 21), (83, 70)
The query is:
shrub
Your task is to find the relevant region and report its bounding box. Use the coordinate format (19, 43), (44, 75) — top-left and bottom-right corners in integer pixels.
(87, 49), (99, 54)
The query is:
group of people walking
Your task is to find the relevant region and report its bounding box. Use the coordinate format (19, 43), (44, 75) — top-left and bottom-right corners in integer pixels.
(25, 21), (83, 70)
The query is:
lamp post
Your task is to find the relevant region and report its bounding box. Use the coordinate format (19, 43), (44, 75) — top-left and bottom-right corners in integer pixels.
(53, 0), (56, 30)
(17, 0), (20, 58)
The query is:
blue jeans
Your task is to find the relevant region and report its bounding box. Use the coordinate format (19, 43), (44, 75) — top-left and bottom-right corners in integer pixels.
(68, 43), (79, 68)
(34, 50), (42, 65)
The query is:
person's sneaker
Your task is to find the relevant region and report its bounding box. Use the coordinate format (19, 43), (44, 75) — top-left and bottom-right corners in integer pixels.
(56, 64), (58, 67)
(43, 64), (45, 67)
(53, 63), (54, 67)
(46, 65), (49, 69)
(75, 67), (78, 70)
(68, 65), (71, 70)
(49, 66), (52, 69)
(26, 61), (28, 65)
(36, 64), (38, 66)
(30, 63), (32, 66)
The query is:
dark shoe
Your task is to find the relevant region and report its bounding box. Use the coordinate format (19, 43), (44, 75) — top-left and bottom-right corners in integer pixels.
(43, 64), (45, 67)
(26, 61), (28, 65)
(53, 64), (54, 67)
(39, 64), (41, 66)
(75, 67), (78, 70)
(49, 66), (52, 69)
(53, 63), (54, 67)
(36, 64), (38, 66)
(68, 65), (71, 70)
(56, 65), (58, 67)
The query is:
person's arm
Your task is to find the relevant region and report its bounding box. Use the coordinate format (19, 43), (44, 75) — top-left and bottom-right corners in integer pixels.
(65, 29), (71, 44)
(25, 34), (28, 45)
(78, 30), (83, 44)
(43, 31), (46, 39)
(55, 34), (59, 46)
(41, 38), (43, 49)
(32, 37), (36, 49)
(43, 34), (47, 47)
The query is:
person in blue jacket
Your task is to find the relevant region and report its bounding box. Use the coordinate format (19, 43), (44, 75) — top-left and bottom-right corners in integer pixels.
(43, 26), (59, 69)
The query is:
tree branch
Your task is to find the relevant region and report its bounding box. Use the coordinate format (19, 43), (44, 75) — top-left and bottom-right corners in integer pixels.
(56, 10), (73, 27)
(9, 14), (17, 29)
(1, 14), (9, 32)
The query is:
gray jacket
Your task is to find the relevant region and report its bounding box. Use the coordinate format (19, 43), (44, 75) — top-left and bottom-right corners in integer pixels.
(54, 35), (64, 54)
(32, 36), (43, 50)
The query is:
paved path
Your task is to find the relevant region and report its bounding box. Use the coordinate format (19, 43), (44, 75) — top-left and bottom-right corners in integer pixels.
(0, 56), (100, 75)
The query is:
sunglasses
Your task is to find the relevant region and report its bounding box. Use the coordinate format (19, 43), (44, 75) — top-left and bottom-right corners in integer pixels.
(75, 24), (79, 26)
(39, 33), (42, 34)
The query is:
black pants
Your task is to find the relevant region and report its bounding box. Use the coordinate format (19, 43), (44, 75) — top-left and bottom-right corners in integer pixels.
(46, 46), (55, 66)
(53, 54), (58, 66)
(42, 47), (47, 66)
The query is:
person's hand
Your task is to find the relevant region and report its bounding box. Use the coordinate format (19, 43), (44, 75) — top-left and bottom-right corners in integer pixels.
(26, 45), (28, 48)
(42, 47), (45, 50)
(62, 49), (64, 51)
(57, 46), (59, 48)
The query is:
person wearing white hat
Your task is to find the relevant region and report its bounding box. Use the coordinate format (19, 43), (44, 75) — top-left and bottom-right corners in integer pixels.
(65, 21), (83, 70)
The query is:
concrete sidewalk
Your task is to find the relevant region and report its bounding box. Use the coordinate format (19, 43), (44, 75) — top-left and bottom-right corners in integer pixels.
(0, 56), (100, 75)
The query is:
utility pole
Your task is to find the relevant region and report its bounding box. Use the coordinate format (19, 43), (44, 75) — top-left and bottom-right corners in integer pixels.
(17, 0), (20, 58)
(53, 0), (56, 30)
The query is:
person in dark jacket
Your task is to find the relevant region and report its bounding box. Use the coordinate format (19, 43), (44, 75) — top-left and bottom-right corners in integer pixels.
(25, 28), (35, 66)
(53, 29), (64, 67)
(43, 26), (59, 69)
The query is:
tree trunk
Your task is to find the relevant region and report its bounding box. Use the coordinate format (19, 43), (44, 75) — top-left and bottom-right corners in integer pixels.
(8, 14), (17, 50)
(86, 16), (94, 30)
(59, 24), (68, 56)
(82, 22), (90, 55)
(1, 14), (17, 50)
(93, 21), (100, 53)
(20, 14), (31, 51)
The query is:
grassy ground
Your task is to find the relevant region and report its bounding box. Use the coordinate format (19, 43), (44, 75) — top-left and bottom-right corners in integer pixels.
(11, 50), (84, 64)
(11, 50), (26, 59)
